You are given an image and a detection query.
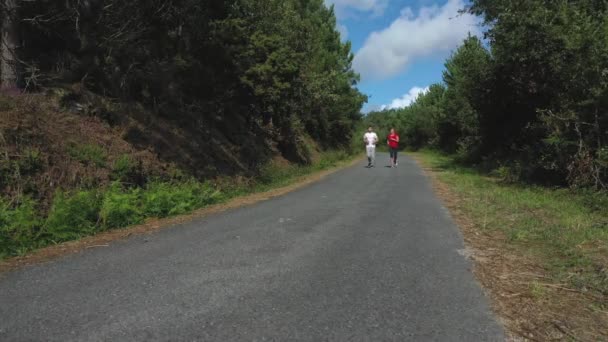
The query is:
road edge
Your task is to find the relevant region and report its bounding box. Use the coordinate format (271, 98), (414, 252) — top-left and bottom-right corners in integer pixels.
(408, 153), (516, 341)
(0, 155), (363, 274)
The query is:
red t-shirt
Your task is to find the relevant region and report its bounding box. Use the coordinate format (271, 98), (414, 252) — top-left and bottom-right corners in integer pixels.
(388, 133), (399, 148)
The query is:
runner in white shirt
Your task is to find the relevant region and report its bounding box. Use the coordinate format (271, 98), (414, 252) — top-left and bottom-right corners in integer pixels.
(363, 126), (378, 168)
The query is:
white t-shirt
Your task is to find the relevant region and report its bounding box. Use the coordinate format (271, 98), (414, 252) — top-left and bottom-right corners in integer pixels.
(364, 132), (378, 147)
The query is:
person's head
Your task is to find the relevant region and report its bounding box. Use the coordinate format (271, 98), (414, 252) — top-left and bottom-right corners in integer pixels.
(390, 128), (395, 134)
(368, 126), (373, 133)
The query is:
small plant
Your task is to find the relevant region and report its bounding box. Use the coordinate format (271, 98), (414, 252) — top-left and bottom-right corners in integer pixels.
(166, 164), (187, 181)
(68, 143), (107, 167)
(492, 165), (520, 183)
(142, 180), (220, 218)
(17, 147), (44, 175)
(530, 281), (546, 299)
(100, 183), (143, 229)
(316, 150), (348, 170)
(0, 198), (41, 258)
(111, 154), (135, 182)
(44, 190), (102, 241)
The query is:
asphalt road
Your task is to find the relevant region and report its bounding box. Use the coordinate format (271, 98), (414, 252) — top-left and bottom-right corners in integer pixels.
(0, 153), (504, 341)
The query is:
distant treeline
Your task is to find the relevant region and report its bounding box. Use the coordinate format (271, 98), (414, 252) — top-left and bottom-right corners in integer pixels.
(366, 0), (608, 188)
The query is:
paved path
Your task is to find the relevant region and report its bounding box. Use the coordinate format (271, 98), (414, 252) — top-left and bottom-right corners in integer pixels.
(0, 153), (504, 341)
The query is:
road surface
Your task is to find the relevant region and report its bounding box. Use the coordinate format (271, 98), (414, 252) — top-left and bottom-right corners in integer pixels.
(0, 153), (504, 341)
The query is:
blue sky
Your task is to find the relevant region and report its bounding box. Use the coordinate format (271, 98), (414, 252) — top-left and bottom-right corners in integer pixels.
(325, 0), (481, 112)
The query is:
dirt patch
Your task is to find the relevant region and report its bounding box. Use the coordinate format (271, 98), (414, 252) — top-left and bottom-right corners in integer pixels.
(0, 156), (361, 274)
(411, 154), (608, 342)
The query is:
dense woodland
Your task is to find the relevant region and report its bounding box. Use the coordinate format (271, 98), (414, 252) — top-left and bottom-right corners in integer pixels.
(0, 0), (366, 161)
(367, 0), (608, 189)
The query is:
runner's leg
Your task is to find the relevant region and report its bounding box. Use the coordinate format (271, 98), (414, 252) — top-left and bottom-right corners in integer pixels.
(394, 148), (398, 166)
(371, 146), (376, 166)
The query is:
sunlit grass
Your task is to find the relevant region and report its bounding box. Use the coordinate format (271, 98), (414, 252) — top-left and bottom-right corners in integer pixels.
(413, 150), (608, 296)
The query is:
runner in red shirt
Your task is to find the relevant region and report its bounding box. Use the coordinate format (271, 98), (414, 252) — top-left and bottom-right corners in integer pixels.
(387, 128), (400, 168)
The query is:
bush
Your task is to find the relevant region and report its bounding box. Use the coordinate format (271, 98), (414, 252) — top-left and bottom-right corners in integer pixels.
(316, 150), (348, 169)
(17, 147), (44, 175)
(44, 190), (102, 241)
(68, 143), (107, 167)
(0, 198), (41, 258)
(111, 154), (135, 182)
(142, 181), (220, 218)
(100, 183), (143, 229)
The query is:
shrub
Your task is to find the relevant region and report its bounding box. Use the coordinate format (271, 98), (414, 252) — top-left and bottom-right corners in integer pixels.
(142, 181), (220, 218)
(316, 150), (348, 169)
(0, 198), (41, 257)
(44, 190), (102, 241)
(68, 143), (107, 167)
(17, 147), (44, 175)
(111, 154), (135, 182)
(100, 183), (143, 229)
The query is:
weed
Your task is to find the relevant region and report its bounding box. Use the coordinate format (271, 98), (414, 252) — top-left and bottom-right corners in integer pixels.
(142, 181), (220, 218)
(0, 198), (41, 258)
(530, 280), (547, 298)
(44, 190), (102, 242)
(111, 154), (135, 182)
(68, 143), (107, 167)
(100, 183), (142, 229)
(17, 147), (44, 175)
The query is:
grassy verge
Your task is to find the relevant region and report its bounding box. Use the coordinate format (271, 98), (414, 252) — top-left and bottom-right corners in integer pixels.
(411, 149), (608, 340)
(0, 150), (359, 260)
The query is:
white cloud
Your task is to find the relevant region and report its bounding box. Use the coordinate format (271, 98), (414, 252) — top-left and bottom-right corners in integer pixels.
(381, 86), (429, 110)
(325, 0), (388, 17)
(353, 0), (480, 80)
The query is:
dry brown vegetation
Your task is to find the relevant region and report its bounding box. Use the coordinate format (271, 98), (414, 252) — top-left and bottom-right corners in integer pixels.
(0, 90), (278, 211)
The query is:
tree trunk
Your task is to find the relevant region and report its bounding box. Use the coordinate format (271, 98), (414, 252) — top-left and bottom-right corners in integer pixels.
(1, 0), (19, 91)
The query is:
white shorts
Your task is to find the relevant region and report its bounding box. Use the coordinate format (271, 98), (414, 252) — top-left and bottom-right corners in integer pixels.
(366, 145), (376, 158)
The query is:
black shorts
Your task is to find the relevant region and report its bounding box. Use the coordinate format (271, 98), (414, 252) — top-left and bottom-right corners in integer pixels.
(389, 147), (398, 159)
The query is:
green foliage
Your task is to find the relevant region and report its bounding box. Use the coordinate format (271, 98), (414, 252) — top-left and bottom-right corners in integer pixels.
(256, 148), (355, 190)
(368, 1), (608, 189)
(44, 190), (102, 241)
(440, 36), (489, 156)
(316, 150), (349, 170)
(17, 148), (44, 175)
(68, 143), (107, 167)
(16, 0), (365, 159)
(257, 163), (302, 186)
(415, 150), (608, 296)
(111, 155), (135, 182)
(142, 181), (220, 218)
(100, 183), (143, 229)
(0, 198), (41, 258)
